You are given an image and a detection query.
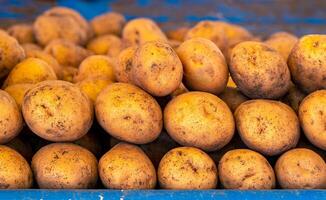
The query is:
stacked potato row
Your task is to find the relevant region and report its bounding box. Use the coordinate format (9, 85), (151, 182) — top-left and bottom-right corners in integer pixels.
(0, 7), (325, 190)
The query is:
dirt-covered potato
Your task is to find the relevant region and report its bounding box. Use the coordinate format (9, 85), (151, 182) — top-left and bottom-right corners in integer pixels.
(166, 27), (189, 42)
(216, 22), (253, 48)
(21, 43), (42, 53)
(299, 90), (326, 150)
(0, 145), (33, 188)
(87, 34), (122, 57)
(235, 100), (300, 156)
(33, 6), (92, 46)
(170, 83), (189, 98)
(76, 77), (112, 103)
(99, 142), (156, 189)
(132, 41), (183, 96)
(219, 87), (249, 112)
(74, 130), (102, 158)
(164, 92), (234, 151)
(4, 83), (34, 109)
(32, 143), (98, 189)
(44, 39), (93, 68)
(282, 84), (306, 113)
(22, 80), (93, 142)
(265, 32), (298, 61)
(62, 66), (78, 82)
(122, 18), (168, 47)
(0, 31), (25, 79)
(91, 12), (126, 36)
(3, 58), (57, 88)
(5, 136), (33, 162)
(158, 147), (218, 189)
(230, 41), (291, 99)
(74, 55), (115, 82)
(0, 90), (23, 144)
(177, 38), (228, 94)
(218, 149), (275, 189)
(7, 23), (35, 44)
(288, 34), (326, 93)
(95, 83), (162, 144)
(115, 46), (136, 83)
(275, 148), (326, 189)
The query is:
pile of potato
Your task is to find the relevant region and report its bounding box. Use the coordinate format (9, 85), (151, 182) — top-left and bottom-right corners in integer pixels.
(0, 6), (325, 190)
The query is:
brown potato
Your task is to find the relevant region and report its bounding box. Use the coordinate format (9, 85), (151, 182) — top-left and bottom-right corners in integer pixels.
(219, 87), (249, 112)
(21, 43), (42, 53)
(62, 66), (78, 82)
(218, 149), (275, 189)
(299, 90), (326, 150)
(95, 83), (162, 144)
(32, 143), (98, 189)
(166, 27), (189, 42)
(275, 148), (326, 189)
(282, 84), (306, 113)
(7, 23), (35, 44)
(170, 82), (189, 98)
(230, 41), (291, 99)
(158, 147), (218, 189)
(164, 92), (235, 151)
(22, 80), (93, 142)
(0, 145), (33, 188)
(132, 41), (183, 96)
(0, 90), (23, 144)
(76, 76), (112, 103)
(235, 100), (300, 156)
(91, 12), (126, 36)
(177, 38), (228, 94)
(115, 46), (136, 83)
(288, 34), (326, 93)
(265, 32), (298, 61)
(87, 34), (122, 57)
(4, 83), (35, 109)
(99, 142), (156, 189)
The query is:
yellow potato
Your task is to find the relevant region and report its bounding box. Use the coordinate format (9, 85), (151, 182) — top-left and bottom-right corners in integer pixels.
(62, 66), (78, 82)
(166, 27), (189, 42)
(91, 12), (126, 36)
(265, 32), (298, 61)
(115, 46), (136, 83)
(21, 43), (42, 53)
(87, 34), (122, 57)
(7, 23), (35, 44)
(219, 87), (249, 112)
(281, 84), (306, 113)
(4, 83), (35, 109)
(170, 82), (189, 98)
(76, 77), (112, 103)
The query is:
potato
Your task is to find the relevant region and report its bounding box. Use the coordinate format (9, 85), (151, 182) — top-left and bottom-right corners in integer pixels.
(0, 145), (33, 188)
(132, 41), (183, 96)
(44, 39), (92, 68)
(166, 27), (189, 42)
(227, 75), (237, 88)
(22, 80), (93, 142)
(95, 83), (162, 144)
(7, 23), (35, 44)
(282, 84), (306, 113)
(164, 92), (234, 151)
(87, 34), (122, 57)
(168, 39), (182, 50)
(5, 136), (33, 162)
(218, 149), (275, 189)
(74, 130), (102, 158)
(0, 31), (25, 79)
(265, 32), (298, 61)
(91, 12), (126, 36)
(0, 90), (23, 144)
(170, 82), (189, 98)
(299, 90), (326, 150)
(235, 100), (300, 156)
(4, 83), (34, 109)
(32, 143), (98, 189)
(288, 34), (326, 93)
(74, 55), (115, 82)
(115, 46), (136, 83)
(3, 58), (57, 88)
(21, 43), (42, 53)
(76, 77), (112, 103)
(99, 142), (156, 189)
(219, 87), (249, 112)
(122, 18), (168, 47)
(230, 41), (291, 99)
(62, 66), (78, 82)
(275, 148), (326, 189)
(177, 38), (228, 94)
(158, 147), (217, 189)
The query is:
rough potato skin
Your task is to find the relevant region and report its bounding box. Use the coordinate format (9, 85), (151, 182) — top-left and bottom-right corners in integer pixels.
(91, 12), (126, 36)
(275, 148), (326, 189)
(76, 77), (112, 103)
(32, 143), (98, 189)
(0, 90), (23, 144)
(132, 41), (183, 96)
(299, 90), (326, 150)
(99, 142), (156, 189)
(4, 83), (35, 109)
(22, 80), (93, 142)
(170, 83), (189, 98)
(218, 149), (275, 189)
(177, 38), (228, 94)
(0, 145), (33, 189)
(87, 34), (122, 57)
(288, 34), (326, 93)
(7, 23), (35, 44)
(95, 83), (162, 144)
(115, 46), (136, 83)
(230, 41), (291, 99)
(282, 83), (306, 113)
(164, 92), (235, 151)
(235, 100), (300, 156)
(219, 87), (249, 112)
(158, 147), (218, 189)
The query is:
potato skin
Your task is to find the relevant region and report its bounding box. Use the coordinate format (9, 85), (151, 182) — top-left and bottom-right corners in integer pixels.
(230, 41), (291, 99)
(22, 80), (93, 142)
(115, 46), (136, 83)
(164, 92), (235, 151)
(0, 145), (33, 189)
(158, 147), (217, 189)
(132, 41), (183, 96)
(299, 90), (326, 150)
(4, 83), (35, 109)
(91, 12), (126, 36)
(99, 142), (156, 189)
(7, 23), (35, 44)
(235, 100), (300, 156)
(219, 87), (249, 112)
(32, 143), (98, 189)
(275, 148), (326, 189)
(218, 149), (275, 189)
(95, 83), (162, 144)
(282, 84), (306, 113)
(76, 77), (112, 103)
(288, 34), (326, 93)
(177, 38), (228, 94)
(87, 34), (122, 57)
